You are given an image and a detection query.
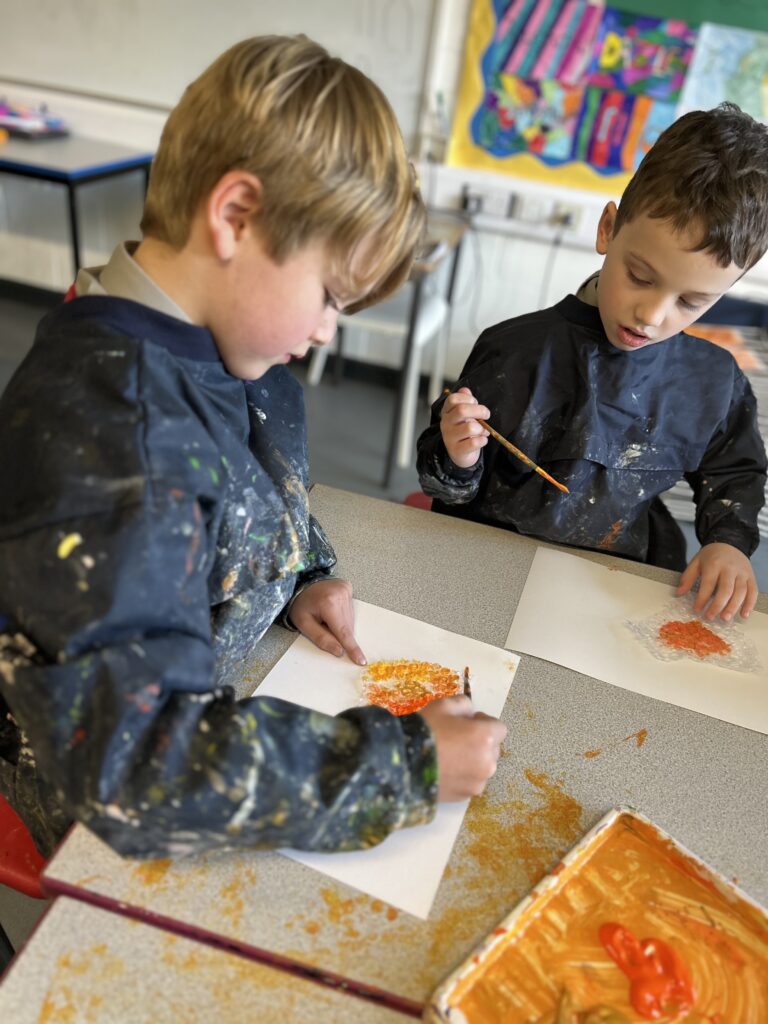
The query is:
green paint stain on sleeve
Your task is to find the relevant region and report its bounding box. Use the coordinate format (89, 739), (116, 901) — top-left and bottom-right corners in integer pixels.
(188, 456), (201, 470)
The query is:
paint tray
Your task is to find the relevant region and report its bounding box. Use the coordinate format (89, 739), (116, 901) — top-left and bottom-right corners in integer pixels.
(426, 807), (768, 1023)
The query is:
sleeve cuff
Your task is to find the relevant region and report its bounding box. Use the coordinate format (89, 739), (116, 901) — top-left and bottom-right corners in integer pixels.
(278, 570), (335, 630)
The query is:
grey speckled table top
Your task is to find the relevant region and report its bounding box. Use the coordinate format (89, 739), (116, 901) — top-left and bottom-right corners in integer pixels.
(0, 897), (407, 1023)
(42, 486), (768, 1008)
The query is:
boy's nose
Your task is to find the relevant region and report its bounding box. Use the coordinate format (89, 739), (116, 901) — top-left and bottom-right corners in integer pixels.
(310, 308), (339, 347)
(634, 295), (666, 329)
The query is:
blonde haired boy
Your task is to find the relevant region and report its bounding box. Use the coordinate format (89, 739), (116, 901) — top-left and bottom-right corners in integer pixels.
(0, 36), (506, 859)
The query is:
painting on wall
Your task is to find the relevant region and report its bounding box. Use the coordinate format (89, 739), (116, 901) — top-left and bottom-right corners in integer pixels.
(678, 21), (768, 122)
(448, 0), (696, 190)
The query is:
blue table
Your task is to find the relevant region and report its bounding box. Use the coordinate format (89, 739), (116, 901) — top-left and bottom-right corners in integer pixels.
(0, 136), (154, 277)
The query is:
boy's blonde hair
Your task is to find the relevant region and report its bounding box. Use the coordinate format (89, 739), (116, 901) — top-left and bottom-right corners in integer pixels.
(141, 35), (425, 307)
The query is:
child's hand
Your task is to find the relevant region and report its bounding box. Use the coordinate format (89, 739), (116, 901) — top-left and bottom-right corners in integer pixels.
(676, 543), (758, 621)
(288, 578), (367, 665)
(440, 387), (490, 469)
(419, 697), (507, 800)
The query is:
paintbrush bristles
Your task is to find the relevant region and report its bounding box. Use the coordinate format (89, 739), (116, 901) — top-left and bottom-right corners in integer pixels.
(442, 389), (569, 495)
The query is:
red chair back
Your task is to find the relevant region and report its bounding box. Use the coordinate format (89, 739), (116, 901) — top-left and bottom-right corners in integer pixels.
(403, 491), (432, 510)
(0, 795), (46, 899)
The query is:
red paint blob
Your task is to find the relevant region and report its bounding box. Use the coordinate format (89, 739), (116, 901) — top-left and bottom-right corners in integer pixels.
(599, 922), (695, 1020)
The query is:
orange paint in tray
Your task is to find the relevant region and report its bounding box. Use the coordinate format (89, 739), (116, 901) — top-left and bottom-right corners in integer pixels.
(426, 809), (768, 1023)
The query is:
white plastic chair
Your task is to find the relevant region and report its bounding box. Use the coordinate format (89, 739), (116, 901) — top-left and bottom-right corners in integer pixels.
(307, 278), (450, 470)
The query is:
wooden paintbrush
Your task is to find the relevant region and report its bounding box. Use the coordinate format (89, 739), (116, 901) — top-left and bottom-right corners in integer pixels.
(463, 666), (472, 701)
(443, 388), (569, 494)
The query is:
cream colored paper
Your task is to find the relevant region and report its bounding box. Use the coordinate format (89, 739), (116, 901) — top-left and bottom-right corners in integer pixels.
(255, 600), (520, 919)
(505, 548), (768, 733)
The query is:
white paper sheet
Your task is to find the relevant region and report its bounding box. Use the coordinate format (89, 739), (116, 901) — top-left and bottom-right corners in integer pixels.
(254, 600), (520, 919)
(505, 548), (768, 733)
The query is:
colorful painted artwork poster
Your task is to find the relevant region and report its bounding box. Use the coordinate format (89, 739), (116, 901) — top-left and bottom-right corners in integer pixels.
(488, 0), (604, 85)
(586, 8), (697, 102)
(678, 22), (768, 123)
(573, 86), (677, 172)
(449, 0), (683, 190)
(472, 76), (584, 161)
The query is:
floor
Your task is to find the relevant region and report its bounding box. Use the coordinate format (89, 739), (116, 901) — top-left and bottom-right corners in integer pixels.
(0, 284), (766, 965)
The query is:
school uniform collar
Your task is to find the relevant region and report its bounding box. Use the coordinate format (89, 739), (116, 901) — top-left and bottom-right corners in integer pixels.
(75, 242), (194, 324)
(61, 242), (221, 362)
(554, 292), (606, 334)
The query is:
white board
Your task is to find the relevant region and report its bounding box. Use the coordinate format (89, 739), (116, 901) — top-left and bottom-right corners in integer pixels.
(2, 0), (434, 149)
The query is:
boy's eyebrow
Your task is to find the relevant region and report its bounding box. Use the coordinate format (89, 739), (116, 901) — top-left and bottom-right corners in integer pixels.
(625, 251), (720, 299)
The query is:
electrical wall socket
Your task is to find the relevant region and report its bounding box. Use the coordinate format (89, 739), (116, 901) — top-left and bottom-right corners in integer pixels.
(462, 185), (515, 218)
(460, 177), (589, 235)
(551, 202), (581, 230)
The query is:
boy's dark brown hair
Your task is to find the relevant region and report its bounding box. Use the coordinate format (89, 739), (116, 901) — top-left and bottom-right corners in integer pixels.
(614, 102), (768, 271)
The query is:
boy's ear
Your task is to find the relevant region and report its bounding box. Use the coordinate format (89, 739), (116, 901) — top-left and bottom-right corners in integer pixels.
(207, 171), (263, 261)
(596, 201), (618, 255)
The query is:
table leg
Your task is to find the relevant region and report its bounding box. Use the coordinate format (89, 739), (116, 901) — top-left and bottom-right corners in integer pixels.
(383, 276), (423, 489)
(66, 183), (81, 277)
(333, 324), (346, 386)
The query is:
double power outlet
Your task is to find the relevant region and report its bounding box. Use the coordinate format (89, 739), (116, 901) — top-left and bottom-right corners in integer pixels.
(461, 184), (581, 230)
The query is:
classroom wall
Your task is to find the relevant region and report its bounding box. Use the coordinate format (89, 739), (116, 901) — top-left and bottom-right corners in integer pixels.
(0, 0), (435, 297)
(2, 0), (768, 380)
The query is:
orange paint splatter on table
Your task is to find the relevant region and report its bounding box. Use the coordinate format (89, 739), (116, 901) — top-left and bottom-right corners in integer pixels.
(362, 659), (461, 715)
(582, 729), (649, 759)
(658, 619), (731, 658)
(132, 858), (172, 886)
(625, 728), (648, 748)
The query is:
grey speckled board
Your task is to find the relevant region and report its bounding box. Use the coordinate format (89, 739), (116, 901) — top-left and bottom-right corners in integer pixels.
(0, 897), (412, 1023)
(42, 486), (768, 1008)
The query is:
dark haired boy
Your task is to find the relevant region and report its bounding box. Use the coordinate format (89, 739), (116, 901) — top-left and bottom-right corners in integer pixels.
(418, 103), (767, 622)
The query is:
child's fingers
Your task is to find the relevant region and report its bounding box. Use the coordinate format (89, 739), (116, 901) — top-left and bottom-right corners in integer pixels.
(326, 621), (367, 666)
(294, 615), (345, 658)
(701, 571), (737, 621)
(445, 421), (488, 448)
(741, 575), (759, 618)
(676, 556), (700, 597)
(691, 566), (718, 614)
(444, 401), (491, 424)
(719, 579), (748, 622)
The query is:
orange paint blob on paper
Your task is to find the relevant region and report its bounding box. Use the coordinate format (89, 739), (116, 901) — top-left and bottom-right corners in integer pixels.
(658, 619), (731, 658)
(583, 748), (603, 759)
(361, 659), (461, 715)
